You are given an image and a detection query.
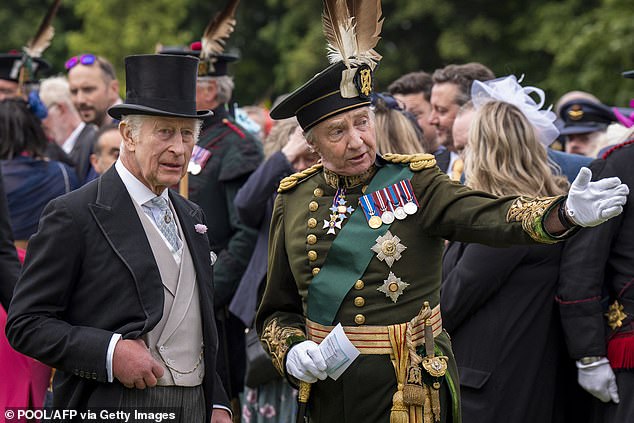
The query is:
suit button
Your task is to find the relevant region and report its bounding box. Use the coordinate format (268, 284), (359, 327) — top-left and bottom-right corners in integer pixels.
(354, 314), (366, 325)
(309, 201), (319, 212)
(307, 250), (317, 261)
(313, 188), (324, 197)
(354, 297), (365, 307)
(307, 218), (317, 229)
(307, 234), (317, 245)
(312, 267), (320, 276)
(354, 280), (364, 290)
(159, 346), (166, 352)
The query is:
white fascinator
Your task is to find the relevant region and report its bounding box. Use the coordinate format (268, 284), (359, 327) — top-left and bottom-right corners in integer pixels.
(471, 75), (559, 147)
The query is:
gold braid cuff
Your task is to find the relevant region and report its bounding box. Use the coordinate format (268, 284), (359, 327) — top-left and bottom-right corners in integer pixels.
(506, 196), (562, 244)
(278, 163), (323, 193)
(382, 153), (437, 172)
(261, 318), (306, 376)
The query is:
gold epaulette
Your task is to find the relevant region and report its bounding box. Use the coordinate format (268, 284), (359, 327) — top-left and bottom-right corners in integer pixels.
(278, 163), (324, 193)
(382, 153), (437, 171)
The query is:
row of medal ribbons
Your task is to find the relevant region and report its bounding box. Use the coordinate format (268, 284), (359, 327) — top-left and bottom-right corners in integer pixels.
(359, 179), (420, 229)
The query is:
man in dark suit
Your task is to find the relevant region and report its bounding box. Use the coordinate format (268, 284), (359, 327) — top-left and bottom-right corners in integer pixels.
(6, 54), (231, 422)
(40, 76), (99, 185)
(0, 169), (20, 310)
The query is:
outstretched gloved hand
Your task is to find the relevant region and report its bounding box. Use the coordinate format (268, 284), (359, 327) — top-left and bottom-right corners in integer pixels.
(286, 340), (328, 383)
(565, 167), (629, 227)
(577, 357), (620, 403)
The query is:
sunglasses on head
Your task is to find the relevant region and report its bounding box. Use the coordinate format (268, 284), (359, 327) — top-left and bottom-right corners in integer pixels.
(64, 54), (96, 71)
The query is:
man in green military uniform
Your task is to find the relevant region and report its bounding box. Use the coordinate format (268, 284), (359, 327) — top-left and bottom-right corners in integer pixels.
(162, 40), (263, 413)
(255, 2), (629, 422)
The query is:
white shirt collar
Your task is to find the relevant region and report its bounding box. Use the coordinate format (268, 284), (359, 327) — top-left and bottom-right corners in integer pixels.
(114, 159), (168, 207)
(62, 122), (86, 155)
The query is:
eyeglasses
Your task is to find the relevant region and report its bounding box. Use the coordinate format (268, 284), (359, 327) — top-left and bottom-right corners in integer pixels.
(64, 54), (96, 71)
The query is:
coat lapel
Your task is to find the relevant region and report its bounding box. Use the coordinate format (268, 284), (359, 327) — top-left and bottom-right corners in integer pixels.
(87, 167), (164, 335)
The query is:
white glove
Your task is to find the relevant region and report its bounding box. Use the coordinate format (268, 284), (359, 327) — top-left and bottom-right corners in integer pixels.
(565, 167), (629, 227)
(285, 340), (328, 383)
(576, 357), (620, 403)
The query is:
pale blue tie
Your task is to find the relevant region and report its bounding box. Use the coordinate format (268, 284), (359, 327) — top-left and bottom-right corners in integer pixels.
(144, 197), (182, 253)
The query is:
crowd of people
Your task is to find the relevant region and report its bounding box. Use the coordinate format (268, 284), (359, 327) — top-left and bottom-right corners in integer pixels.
(1, 2), (634, 423)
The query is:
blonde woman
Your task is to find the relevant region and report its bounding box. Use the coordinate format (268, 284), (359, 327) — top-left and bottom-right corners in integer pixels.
(372, 92), (425, 155)
(441, 76), (573, 423)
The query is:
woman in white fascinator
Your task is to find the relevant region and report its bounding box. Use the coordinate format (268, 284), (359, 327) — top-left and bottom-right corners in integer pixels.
(441, 75), (578, 423)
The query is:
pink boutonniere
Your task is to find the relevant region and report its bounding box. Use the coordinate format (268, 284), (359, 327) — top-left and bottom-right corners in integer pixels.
(194, 224), (208, 234)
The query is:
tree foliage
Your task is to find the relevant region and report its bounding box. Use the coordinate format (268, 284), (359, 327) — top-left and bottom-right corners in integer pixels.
(2, 0), (633, 107)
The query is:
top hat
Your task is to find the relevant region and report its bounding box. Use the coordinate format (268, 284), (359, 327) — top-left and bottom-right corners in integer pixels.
(558, 98), (616, 136)
(0, 53), (50, 82)
(108, 54), (212, 120)
(270, 61), (374, 131)
(160, 41), (238, 77)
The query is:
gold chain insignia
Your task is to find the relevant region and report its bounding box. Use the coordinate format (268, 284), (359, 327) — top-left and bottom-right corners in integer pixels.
(606, 300), (628, 331)
(506, 196), (560, 243)
(261, 319), (306, 375)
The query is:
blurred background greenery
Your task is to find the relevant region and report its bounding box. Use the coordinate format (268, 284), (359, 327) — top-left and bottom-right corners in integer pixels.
(2, 0), (633, 107)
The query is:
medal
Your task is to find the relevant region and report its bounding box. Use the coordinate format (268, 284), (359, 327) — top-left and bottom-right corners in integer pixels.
(188, 145), (211, 175)
(388, 186), (407, 220)
(369, 216), (382, 229)
(360, 193), (382, 229)
(399, 180), (419, 215)
(377, 271), (410, 303)
(371, 230), (407, 267)
(372, 191), (394, 225)
(323, 188), (353, 235)
(188, 162), (202, 175)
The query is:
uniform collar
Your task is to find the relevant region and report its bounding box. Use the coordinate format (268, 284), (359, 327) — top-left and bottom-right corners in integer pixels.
(323, 164), (377, 189)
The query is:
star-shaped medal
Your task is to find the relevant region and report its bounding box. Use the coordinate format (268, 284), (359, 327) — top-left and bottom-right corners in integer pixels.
(370, 230), (407, 267)
(323, 214), (343, 235)
(377, 272), (410, 303)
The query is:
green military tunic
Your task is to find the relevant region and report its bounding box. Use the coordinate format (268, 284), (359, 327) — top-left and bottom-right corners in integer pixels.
(256, 153), (565, 423)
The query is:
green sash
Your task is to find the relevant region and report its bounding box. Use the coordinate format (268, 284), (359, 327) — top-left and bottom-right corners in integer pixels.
(307, 164), (414, 325)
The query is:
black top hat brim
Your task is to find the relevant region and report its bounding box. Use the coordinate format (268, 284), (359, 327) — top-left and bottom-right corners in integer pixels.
(623, 70), (634, 79)
(108, 103), (212, 120)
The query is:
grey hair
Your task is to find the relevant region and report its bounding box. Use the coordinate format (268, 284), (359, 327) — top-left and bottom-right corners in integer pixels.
(199, 75), (234, 104)
(39, 76), (73, 108)
(120, 114), (203, 141)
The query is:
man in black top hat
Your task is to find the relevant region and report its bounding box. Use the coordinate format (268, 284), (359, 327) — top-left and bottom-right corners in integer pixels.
(7, 54), (231, 423)
(558, 98), (616, 157)
(161, 40), (263, 412)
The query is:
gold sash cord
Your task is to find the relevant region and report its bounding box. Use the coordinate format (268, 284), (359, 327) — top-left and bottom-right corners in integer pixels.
(306, 304), (442, 423)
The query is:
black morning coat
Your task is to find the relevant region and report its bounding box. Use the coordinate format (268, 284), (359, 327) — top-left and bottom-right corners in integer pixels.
(5, 166), (228, 421)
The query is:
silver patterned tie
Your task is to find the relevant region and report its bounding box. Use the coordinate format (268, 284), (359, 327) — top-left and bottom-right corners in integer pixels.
(144, 197), (182, 253)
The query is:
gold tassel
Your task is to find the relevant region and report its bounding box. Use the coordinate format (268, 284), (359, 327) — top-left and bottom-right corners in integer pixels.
(402, 364), (424, 406)
(423, 384), (432, 423)
(431, 384), (441, 422)
(390, 384), (410, 423)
